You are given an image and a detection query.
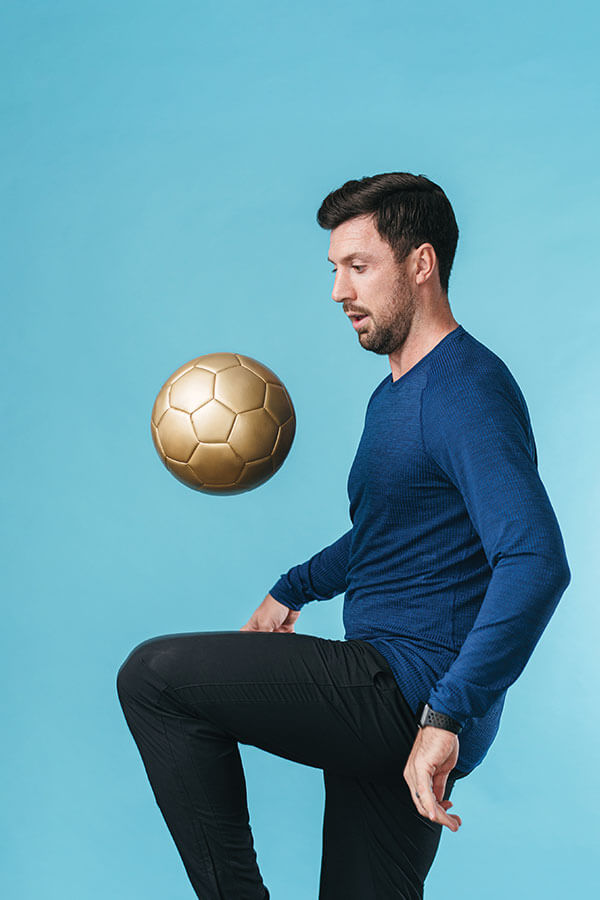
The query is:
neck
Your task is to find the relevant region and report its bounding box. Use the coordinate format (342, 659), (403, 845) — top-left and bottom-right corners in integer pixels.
(388, 316), (459, 382)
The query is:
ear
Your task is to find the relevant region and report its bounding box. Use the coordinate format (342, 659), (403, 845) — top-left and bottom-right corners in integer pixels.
(413, 243), (438, 286)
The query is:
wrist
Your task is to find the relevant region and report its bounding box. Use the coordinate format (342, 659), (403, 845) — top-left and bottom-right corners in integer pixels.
(416, 701), (463, 735)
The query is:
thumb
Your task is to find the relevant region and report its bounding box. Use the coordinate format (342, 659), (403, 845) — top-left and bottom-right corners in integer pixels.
(432, 769), (449, 804)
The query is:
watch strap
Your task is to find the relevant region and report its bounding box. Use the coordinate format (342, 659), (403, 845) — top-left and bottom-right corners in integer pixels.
(417, 701), (463, 734)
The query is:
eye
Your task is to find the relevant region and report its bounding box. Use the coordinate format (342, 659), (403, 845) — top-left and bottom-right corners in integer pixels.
(353, 265), (366, 272)
(330, 268), (337, 273)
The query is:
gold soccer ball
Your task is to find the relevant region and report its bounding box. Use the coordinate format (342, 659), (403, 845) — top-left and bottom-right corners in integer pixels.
(150, 352), (296, 494)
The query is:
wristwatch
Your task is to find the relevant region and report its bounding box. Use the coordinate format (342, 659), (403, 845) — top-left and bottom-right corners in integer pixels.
(416, 701), (463, 735)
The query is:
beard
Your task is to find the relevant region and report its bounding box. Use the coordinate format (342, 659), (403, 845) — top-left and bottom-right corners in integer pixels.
(358, 270), (417, 355)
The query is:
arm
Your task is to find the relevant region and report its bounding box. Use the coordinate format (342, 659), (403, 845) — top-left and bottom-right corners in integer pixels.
(404, 371), (571, 831)
(268, 527), (353, 611)
(421, 373), (571, 725)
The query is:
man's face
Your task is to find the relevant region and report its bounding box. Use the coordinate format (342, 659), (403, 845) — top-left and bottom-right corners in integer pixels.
(328, 214), (416, 355)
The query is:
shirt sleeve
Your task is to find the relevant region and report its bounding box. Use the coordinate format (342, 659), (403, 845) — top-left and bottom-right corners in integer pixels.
(421, 371), (571, 724)
(269, 527), (353, 611)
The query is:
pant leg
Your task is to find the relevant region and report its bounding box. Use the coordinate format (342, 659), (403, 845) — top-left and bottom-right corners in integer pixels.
(116, 630), (464, 899)
(117, 632), (275, 900)
(318, 661), (464, 900)
(319, 768), (462, 900)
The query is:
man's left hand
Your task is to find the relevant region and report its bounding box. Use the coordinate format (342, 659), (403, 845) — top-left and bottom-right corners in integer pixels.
(403, 726), (462, 832)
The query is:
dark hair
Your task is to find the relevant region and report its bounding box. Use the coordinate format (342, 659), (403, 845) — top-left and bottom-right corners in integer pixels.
(316, 172), (459, 295)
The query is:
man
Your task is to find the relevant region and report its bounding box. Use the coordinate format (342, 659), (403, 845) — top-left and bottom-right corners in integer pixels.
(117, 172), (571, 899)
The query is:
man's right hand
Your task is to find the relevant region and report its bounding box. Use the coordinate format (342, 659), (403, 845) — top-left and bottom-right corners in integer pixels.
(240, 593), (301, 633)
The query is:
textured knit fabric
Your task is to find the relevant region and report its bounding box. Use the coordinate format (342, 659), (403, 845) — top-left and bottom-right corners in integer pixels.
(269, 324), (571, 774)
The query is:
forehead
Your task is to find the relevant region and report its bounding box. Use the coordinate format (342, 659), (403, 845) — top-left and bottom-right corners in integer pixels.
(327, 214), (392, 262)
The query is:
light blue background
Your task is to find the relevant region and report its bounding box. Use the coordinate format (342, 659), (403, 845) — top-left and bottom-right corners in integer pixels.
(2, 1), (598, 897)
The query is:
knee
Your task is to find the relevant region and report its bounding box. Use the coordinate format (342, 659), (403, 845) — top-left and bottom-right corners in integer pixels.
(116, 635), (170, 706)
(116, 641), (145, 707)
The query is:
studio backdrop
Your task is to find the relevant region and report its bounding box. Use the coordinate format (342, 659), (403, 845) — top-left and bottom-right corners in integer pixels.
(2, 2), (598, 898)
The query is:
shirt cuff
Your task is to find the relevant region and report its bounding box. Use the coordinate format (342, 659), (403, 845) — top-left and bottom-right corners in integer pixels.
(268, 578), (306, 611)
(425, 692), (469, 729)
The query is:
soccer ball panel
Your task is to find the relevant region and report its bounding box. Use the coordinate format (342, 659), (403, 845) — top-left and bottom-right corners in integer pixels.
(191, 400), (236, 443)
(237, 354), (280, 384)
(165, 360), (197, 386)
(197, 482), (248, 496)
(264, 382), (294, 426)
(188, 442), (244, 483)
(169, 368), (215, 413)
(165, 458), (204, 489)
(272, 417), (296, 470)
(193, 353), (240, 373)
(236, 456), (274, 489)
(152, 383), (171, 427)
(215, 366), (266, 413)
(228, 408), (278, 461)
(157, 408), (198, 462)
(150, 421), (165, 457)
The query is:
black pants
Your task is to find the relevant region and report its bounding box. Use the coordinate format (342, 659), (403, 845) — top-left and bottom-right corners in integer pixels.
(116, 630), (466, 899)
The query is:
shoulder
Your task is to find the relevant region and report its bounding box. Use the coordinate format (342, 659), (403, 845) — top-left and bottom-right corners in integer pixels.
(423, 328), (531, 425)
(420, 328), (537, 465)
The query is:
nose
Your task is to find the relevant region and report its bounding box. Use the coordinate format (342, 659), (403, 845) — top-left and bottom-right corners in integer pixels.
(331, 269), (356, 305)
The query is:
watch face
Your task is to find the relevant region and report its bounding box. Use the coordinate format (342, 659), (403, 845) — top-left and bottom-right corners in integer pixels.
(417, 702), (429, 726)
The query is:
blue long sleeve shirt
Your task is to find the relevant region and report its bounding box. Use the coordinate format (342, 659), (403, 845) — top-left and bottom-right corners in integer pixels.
(269, 324), (571, 775)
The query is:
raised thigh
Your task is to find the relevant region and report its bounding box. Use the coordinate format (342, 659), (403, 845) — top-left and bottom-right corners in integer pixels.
(117, 630), (418, 777)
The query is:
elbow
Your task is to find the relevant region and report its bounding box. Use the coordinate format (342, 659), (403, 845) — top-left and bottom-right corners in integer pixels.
(551, 529), (572, 593)
(508, 543), (572, 597)
(534, 524), (572, 595)
(558, 555), (572, 593)
(543, 542), (571, 596)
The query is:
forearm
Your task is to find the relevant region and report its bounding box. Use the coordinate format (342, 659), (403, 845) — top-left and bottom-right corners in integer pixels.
(269, 527), (352, 611)
(428, 546), (571, 723)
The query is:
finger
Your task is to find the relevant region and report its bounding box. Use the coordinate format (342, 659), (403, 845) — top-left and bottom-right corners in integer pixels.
(406, 761), (431, 816)
(415, 776), (438, 821)
(406, 772), (430, 819)
(432, 769), (449, 804)
(412, 790), (431, 819)
(415, 777), (461, 831)
(430, 802), (462, 831)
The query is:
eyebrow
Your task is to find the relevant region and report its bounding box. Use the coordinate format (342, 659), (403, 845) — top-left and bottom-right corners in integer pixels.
(327, 252), (375, 265)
